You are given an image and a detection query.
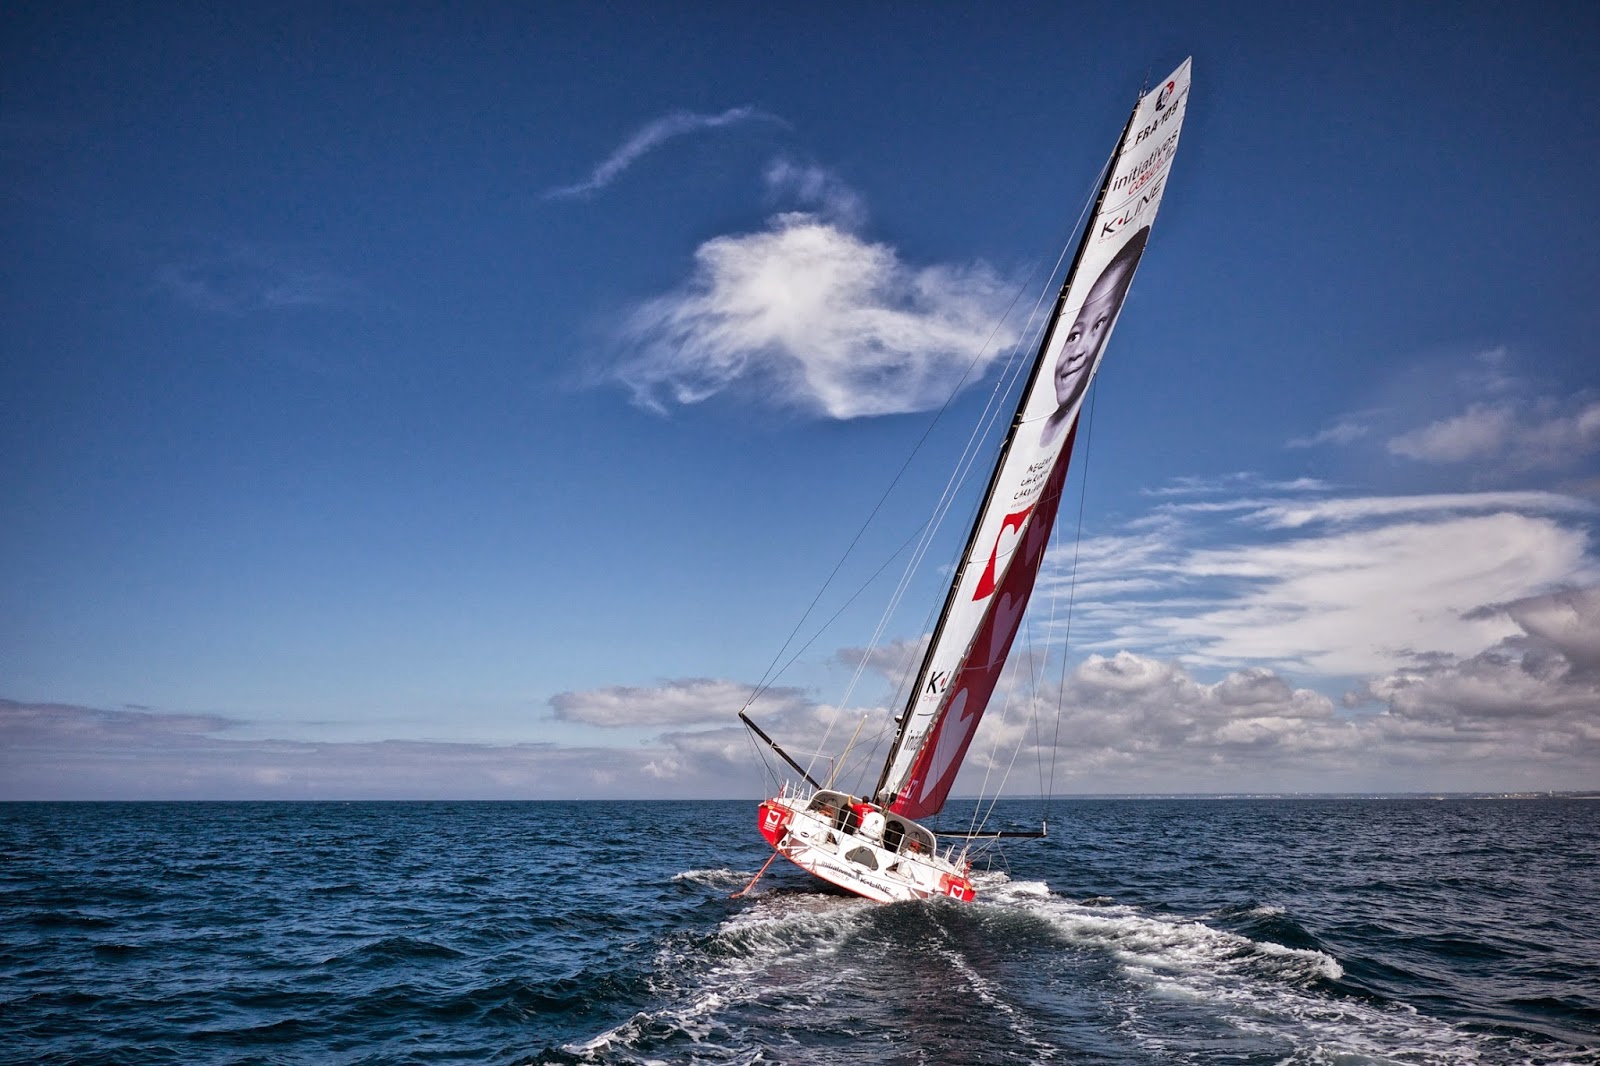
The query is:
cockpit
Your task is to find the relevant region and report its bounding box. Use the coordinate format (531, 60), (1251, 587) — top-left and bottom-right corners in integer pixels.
(805, 790), (937, 858)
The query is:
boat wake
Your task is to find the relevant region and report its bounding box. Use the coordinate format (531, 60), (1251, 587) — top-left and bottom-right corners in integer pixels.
(548, 869), (1594, 1065)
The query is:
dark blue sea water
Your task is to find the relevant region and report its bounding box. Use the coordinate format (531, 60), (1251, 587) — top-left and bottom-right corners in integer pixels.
(2, 799), (1596, 1064)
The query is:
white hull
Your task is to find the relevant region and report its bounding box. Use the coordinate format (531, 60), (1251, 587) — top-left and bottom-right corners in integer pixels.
(756, 786), (975, 903)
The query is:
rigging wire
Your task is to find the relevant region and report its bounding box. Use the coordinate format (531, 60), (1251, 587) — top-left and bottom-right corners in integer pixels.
(966, 633), (1026, 839)
(873, 146), (1122, 810)
(738, 265), (1044, 721)
(744, 723), (783, 794)
(827, 313), (1045, 780)
(784, 265), (1063, 784)
(740, 137), (1120, 831)
(865, 204), (1109, 791)
(1046, 376), (1099, 809)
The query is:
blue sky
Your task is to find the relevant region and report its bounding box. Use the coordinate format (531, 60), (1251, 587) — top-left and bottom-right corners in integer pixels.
(4, 2), (1598, 799)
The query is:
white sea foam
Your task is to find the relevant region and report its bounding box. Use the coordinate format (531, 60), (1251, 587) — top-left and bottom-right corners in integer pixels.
(566, 876), (1586, 1065)
(670, 867), (747, 889)
(562, 892), (868, 1062)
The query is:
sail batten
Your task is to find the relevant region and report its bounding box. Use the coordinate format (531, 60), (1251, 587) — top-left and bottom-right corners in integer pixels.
(877, 59), (1193, 819)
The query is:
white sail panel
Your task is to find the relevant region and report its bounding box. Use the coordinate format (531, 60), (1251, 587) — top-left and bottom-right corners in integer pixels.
(879, 59), (1192, 819)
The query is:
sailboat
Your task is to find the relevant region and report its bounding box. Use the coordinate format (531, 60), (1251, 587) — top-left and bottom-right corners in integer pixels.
(742, 60), (1193, 903)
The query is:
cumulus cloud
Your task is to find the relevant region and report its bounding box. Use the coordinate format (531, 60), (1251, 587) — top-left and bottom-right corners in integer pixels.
(1344, 586), (1600, 773)
(548, 677), (810, 728)
(544, 106), (781, 200)
(1475, 585), (1600, 677)
(886, 479), (1600, 794)
(939, 618), (1599, 795)
(615, 212), (1019, 417)
(544, 676), (905, 792)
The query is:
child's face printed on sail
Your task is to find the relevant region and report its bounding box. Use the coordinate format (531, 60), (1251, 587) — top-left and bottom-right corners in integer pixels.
(1053, 257), (1135, 407)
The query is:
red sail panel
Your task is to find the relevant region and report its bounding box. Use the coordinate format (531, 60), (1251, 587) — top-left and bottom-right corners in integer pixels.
(887, 424), (1077, 820)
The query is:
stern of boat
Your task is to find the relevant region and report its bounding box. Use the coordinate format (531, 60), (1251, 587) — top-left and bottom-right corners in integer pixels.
(753, 785), (975, 904)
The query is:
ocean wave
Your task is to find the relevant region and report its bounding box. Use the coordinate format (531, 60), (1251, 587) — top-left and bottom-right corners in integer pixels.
(7, 799), (1594, 1065)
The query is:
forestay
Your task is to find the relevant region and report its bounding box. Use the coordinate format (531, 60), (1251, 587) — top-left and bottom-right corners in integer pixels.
(876, 59), (1193, 820)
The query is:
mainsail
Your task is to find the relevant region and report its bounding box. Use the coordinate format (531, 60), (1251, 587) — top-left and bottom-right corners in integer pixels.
(875, 59), (1193, 819)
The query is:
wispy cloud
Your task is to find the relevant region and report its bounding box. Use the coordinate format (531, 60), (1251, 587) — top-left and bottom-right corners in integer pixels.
(155, 243), (353, 313)
(1044, 489), (1599, 679)
(1387, 402), (1516, 463)
(0, 699), (747, 800)
(762, 157), (866, 228)
(544, 106), (782, 200)
(0, 699), (238, 744)
(614, 202), (1021, 418)
(549, 677), (809, 728)
(1284, 348), (1599, 476)
(1141, 473), (1334, 497)
(1151, 490), (1594, 529)
(1388, 400), (1600, 471)
(833, 636), (926, 683)
(1286, 418), (1372, 449)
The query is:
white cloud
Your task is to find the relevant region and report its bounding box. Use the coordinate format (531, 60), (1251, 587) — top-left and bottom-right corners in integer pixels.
(1287, 419), (1371, 449)
(0, 699), (238, 741)
(1287, 349), (1598, 477)
(544, 106), (781, 200)
(763, 158), (866, 228)
(0, 700), (670, 800)
(833, 636), (926, 683)
(1142, 474), (1334, 497)
(549, 677), (809, 728)
(1363, 367), (1599, 473)
(1478, 585), (1600, 676)
(1047, 491), (1598, 680)
(942, 612), (1599, 794)
(9, 570), (1600, 796)
(615, 212), (1020, 418)
(1519, 401), (1600, 469)
(1345, 586), (1600, 774)
(1387, 403), (1516, 463)
(1214, 491), (1592, 530)
(156, 243), (352, 313)
(1173, 514), (1589, 674)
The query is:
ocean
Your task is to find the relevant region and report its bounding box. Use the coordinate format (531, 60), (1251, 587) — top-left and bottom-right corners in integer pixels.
(2, 798), (1595, 1064)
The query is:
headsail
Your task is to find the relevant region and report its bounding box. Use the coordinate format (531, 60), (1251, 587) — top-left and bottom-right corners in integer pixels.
(876, 59), (1193, 819)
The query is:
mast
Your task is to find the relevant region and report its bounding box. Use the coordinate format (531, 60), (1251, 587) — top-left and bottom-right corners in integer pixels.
(872, 102), (1139, 804)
